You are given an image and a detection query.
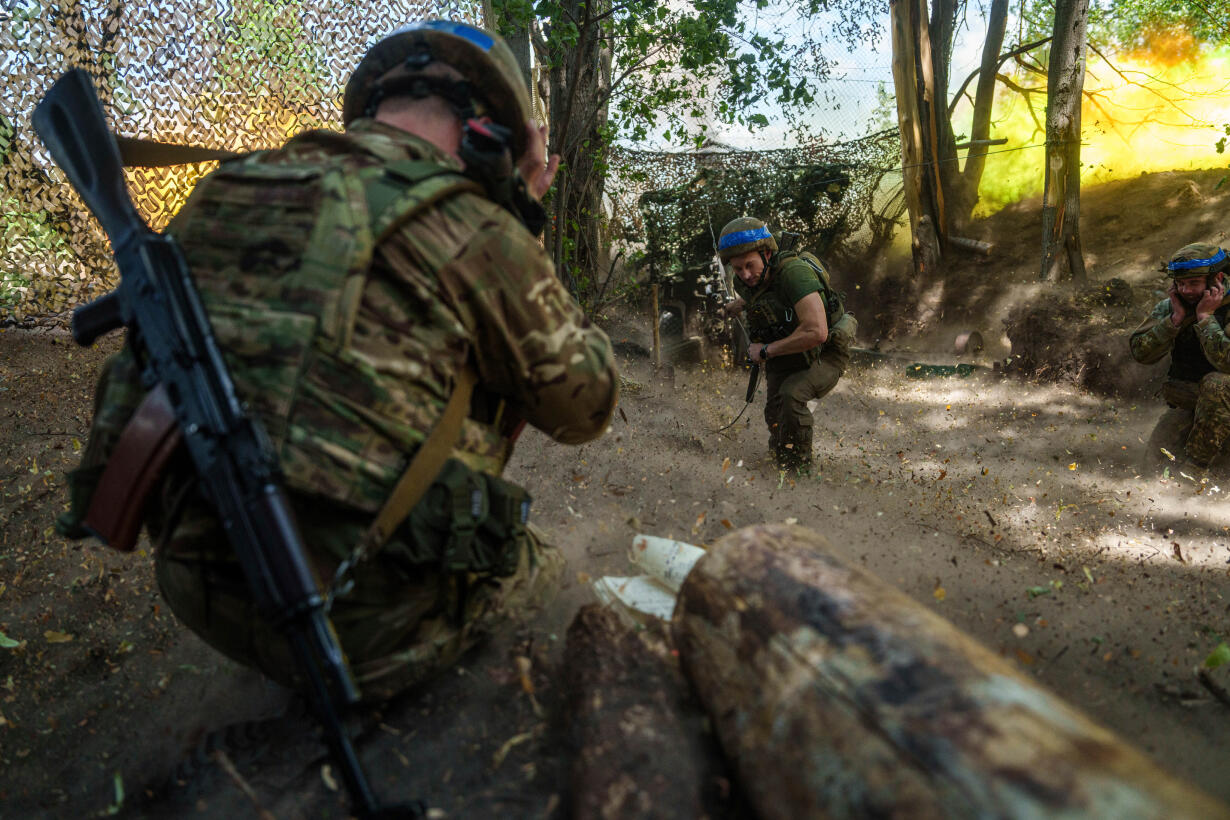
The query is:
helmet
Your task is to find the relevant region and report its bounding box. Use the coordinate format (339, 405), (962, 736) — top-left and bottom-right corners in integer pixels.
(718, 217), (777, 263)
(1167, 243), (1229, 278)
(343, 20), (532, 157)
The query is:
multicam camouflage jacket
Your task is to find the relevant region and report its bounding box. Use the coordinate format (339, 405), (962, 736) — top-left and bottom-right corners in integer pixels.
(1129, 296), (1230, 383)
(83, 118), (618, 518)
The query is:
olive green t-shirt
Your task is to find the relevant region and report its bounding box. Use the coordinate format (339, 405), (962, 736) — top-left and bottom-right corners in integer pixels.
(734, 256), (822, 304)
(775, 257), (823, 304)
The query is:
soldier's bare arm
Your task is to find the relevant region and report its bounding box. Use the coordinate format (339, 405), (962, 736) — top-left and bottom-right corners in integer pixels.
(757, 292), (828, 361)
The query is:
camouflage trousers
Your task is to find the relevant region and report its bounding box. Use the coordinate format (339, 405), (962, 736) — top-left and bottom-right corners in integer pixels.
(764, 348), (847, 470)
(1160, 373), (1230, 465)
(151, 480), (564, 702)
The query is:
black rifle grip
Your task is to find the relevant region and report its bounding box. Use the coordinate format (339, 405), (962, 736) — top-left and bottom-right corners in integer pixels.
(72, 291), (124, 346)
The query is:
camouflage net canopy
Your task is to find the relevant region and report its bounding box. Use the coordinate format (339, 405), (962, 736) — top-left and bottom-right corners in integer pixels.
(0, 0), (479, 323)
(610, 129), (904, 287)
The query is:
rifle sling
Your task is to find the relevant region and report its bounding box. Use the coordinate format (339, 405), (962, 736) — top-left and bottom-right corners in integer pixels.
(357, 366), (479, 561)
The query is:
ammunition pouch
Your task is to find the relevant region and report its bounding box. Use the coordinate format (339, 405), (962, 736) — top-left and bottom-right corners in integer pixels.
(394, 458), (529, 577)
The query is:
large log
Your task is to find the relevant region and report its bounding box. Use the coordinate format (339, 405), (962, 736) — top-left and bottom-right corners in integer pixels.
(563, 604), (742, 820)
(672, 524), (1230, 820)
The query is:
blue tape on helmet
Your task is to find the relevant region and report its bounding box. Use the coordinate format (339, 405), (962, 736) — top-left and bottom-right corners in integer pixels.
(719, 226), (772, 250)
(1169, 248), (1227, 271)
(401, 20), (494, 50)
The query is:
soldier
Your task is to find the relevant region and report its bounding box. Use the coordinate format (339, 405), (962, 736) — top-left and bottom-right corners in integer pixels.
(58, 20), (618, 701)
(718, 217), (856, 472)
(1130, 242), (1230, 469)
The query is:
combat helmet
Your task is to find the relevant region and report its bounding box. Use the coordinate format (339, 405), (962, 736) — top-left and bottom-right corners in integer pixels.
(717, 217), (777, 264)
(343, 20), (532, 157)
(1167, 243), (1229, 278)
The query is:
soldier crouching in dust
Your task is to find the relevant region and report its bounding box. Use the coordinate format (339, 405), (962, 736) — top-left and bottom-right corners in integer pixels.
(57, 21), (618, 701)
(1130, 242), (1230, 470)
(717, 217), (857, 473)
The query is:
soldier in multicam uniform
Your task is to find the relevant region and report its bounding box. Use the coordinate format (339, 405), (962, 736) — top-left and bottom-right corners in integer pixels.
(60, 21), (618, 700)
(717, 217), (856, 472)
(1130, 242), (1230, 469)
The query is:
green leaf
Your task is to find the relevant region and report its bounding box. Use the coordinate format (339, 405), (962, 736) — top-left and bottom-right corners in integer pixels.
(1026, 585), (1051, 599)
(0, 630), (20, 649)
(1204, 642), (1230, 670)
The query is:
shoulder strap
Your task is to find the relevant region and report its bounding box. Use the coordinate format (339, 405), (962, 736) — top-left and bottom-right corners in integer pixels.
(344, 163), (485, 561)
(328, 160), (482, 353)
(354, 366), (478, 562)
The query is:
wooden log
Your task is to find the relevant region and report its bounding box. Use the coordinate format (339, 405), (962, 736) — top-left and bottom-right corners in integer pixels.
(953, 137), (1009, 150)
(672, 524), (1230, 820)
(563, 605), (740, 820)
(950, 235), (994, 255)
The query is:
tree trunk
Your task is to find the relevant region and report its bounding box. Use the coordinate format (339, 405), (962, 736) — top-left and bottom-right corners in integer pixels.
(889, 0), (943, 279)
(544, 0), (610, 307)
(672, 524), (1230, 820)
(955, 0), (1008, 224)
(483, 0), (532, 96)
(1040, 0), (1089, 281)
(927, 0), (959, 235)
(563, 605), (733, 820)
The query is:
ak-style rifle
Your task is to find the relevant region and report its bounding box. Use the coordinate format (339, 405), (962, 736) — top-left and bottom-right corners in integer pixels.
(34, 69), (419, 819)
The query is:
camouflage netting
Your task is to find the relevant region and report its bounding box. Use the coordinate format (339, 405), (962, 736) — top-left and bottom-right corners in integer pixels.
(1, 0), (905, 324)
(0, 0), (480, 323)
(610, 130), (903, 285)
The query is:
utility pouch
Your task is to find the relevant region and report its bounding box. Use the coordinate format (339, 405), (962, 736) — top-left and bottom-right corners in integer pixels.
(395, 459), (530, 578)
(480, 474), (531, 577)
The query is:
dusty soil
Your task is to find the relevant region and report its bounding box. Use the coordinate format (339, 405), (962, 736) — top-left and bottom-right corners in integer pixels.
(3, 168), (1230, 818)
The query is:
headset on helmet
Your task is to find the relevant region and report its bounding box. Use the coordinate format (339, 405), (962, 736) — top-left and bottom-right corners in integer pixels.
(343, 20), (532, 158)
(717, 217), (778, 264)
(1167, 243), (1229, 278)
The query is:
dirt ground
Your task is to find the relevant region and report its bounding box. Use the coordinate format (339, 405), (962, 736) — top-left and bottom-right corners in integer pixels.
(3, 168), (1230, 818)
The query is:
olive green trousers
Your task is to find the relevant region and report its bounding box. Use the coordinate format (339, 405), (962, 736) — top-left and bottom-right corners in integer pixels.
(152, 487), (564, 702)
(1161, 372), (1230, 465)
(763, 348), (847, 469)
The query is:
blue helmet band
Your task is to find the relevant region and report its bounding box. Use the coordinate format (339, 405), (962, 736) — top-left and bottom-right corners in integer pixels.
(1168, 248), (1227, 271)
(400, 20), (494, 51)
(719, 226), (773, 251)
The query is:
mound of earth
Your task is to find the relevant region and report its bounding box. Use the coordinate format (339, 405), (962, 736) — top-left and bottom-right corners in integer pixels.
(844, 167), (1230, 399)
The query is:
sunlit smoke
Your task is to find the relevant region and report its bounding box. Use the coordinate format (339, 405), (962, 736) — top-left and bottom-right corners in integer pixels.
(954, 34), (1230, 217)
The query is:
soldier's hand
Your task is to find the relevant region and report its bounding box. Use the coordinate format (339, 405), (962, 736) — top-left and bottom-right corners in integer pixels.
(518, 121), (560, 201)
(1197, 282), (1225, 321)
(1169, 283), (1186, 327)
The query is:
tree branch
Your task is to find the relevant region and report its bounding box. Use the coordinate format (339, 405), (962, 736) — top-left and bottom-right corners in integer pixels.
(948, 35), (1052, 117)
(996, 73), (1045, 138)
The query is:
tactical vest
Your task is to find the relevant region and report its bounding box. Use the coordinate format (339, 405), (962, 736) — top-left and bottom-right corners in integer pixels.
(1169, 302), (1230, 383)
(166, 130), (497, 513)
(743, 251), (846, 371)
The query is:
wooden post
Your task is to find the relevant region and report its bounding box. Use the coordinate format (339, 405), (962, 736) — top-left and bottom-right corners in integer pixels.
(672, 524), (1230, 820)
(650, 282), (661, 368)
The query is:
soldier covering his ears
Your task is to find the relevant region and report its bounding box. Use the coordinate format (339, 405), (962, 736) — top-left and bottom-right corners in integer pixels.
(59, 20), (618, 700)
(1130, 242), (1230, 469)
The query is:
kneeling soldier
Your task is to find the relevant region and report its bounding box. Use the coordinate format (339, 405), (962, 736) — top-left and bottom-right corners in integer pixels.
(1130, 242), (1230, 469)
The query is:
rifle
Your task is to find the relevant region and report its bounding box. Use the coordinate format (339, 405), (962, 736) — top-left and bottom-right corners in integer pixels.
(34, 69), (418, 819)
